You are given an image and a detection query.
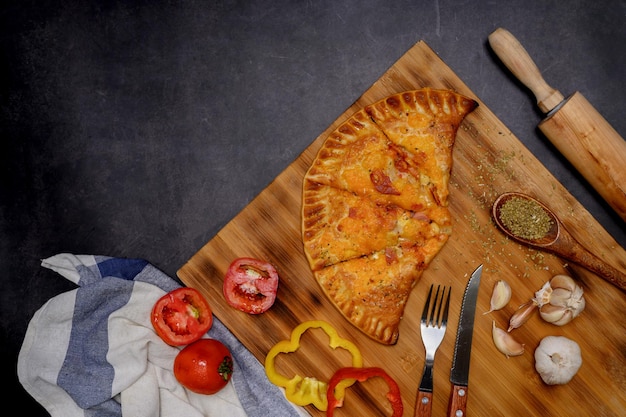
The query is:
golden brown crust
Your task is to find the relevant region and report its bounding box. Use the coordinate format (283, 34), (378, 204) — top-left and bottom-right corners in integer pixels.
(302, 88), (477, 344)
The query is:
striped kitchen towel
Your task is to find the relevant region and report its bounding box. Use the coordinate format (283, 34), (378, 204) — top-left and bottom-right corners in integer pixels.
(18, 253), (307, 417)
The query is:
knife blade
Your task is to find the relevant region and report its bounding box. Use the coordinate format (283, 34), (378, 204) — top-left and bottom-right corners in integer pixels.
(447, 264), (482, 417)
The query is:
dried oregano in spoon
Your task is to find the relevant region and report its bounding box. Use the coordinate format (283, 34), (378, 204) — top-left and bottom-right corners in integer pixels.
(498, 196), (554, 240)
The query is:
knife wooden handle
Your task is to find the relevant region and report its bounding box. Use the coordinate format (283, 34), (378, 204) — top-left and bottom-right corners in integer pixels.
(488, 28), (564, 113)
(447, 384), (468, 417)
(414, 390), (433, 417)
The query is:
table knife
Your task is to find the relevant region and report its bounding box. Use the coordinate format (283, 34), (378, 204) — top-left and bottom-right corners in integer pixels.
(447, 264), (482, 417)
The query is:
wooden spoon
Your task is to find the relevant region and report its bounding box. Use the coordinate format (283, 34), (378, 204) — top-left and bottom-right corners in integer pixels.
(492, 192), (626, 291)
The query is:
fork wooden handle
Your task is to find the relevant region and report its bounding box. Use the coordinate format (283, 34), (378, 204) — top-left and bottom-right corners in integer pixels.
(415, 390), (433, 417)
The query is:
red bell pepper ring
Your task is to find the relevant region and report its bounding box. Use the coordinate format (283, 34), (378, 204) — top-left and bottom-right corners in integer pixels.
(326, 367), (403, 417)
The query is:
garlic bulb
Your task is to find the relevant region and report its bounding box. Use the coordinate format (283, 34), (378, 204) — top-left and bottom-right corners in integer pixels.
(484, 280), (512, 314)
(534, 336), (582, 385)
(492, 321), (525, 357)
(533, 275), (585, 326)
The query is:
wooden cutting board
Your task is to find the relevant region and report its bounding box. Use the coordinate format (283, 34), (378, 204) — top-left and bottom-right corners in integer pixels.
(177, 41), (626, 417)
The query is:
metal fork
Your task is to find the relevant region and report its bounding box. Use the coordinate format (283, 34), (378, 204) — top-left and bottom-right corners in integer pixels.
(414, 284), (451, 417)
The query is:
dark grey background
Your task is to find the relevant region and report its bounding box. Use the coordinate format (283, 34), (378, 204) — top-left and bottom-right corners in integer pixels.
(2, 1), (625, 415)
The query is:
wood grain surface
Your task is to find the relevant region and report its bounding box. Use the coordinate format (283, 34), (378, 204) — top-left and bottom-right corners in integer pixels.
(177, 41), (626, 417)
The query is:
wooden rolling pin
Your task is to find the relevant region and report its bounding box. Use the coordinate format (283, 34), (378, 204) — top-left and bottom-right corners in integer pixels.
(488, 28), (626, 222)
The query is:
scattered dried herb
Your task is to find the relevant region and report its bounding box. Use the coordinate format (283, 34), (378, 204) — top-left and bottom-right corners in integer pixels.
(499, 197), (553, 240)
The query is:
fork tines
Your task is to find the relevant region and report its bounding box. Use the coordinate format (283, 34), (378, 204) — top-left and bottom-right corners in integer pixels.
(422, 284), (451, 328)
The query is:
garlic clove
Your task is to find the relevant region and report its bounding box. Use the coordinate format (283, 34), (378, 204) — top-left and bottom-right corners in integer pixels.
(550, 311), (574, 326)
(507, 300), (537, 332)
(492, 321), (525, 357)
(538, 303), (569, 325)
(549, 287), (573, 306)
(483, 280), (512, 314)
(549, 274), (577, 291)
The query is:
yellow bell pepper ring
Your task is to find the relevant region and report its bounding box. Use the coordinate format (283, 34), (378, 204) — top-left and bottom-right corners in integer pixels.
(264, 320), (363, 411)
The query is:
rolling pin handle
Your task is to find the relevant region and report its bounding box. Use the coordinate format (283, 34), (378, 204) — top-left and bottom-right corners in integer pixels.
(488, 28), (564, 113)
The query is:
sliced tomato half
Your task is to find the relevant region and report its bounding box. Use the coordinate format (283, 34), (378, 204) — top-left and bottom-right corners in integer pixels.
(151, 287), (213, 346)
(223, 257), (279, 314)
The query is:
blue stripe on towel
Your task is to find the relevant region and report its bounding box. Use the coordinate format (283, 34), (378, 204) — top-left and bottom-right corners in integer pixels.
(97, 257), (149, 281)
(57, 275), (134, 410)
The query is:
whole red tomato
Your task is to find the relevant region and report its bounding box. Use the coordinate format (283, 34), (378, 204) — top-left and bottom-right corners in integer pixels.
(223, 257), (279, 314)
(151, 287), (213, 346)
(174, 339), (234, 395)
